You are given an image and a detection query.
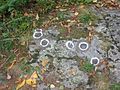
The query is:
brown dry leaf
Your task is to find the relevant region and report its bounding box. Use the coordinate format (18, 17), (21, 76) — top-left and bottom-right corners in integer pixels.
(41, 59), (49, 67)
(7, 60), (16, 70)
(79, 4), (85, 9)
(24, 12), (29, 16)
(33, 21), (36, 28)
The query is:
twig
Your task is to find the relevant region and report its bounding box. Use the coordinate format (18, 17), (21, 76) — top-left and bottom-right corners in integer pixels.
(0, 55), (12, 70)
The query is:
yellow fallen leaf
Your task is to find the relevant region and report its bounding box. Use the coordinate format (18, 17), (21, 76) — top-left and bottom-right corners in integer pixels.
(41, 68), (46, 74)
(41, 59), (49, 67)
(26, 71), (38, 87)
(30, 71), (38, 79)
(16, 79), (26, 90)
(26, 79), (37, 87)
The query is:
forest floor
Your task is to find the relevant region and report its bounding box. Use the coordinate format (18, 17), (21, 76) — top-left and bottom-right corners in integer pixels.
(0, 0), (120, 90)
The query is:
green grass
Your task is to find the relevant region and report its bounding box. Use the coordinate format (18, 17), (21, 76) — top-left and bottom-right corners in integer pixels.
(110, 83), (120, 90)
(79, 9), (98, 24)
(80, 59), (94, 73)
(0, 0), (94, 14)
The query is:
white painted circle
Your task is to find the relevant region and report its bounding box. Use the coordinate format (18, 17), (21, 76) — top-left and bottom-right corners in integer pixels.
(40, 38), (49, 47)
(79, 42), (89, 51)
(90, 57), (100, 66)
(33, 32), (43, 39)
(35, 29), (42, 32)
(65, 41), (75, 50)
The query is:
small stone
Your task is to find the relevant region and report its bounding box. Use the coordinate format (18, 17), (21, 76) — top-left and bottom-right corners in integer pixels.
(7, 73), (11, 80)
(93, 0), (97, 3)
(74, 12), (79, 16)
(50, 84), (55, 88)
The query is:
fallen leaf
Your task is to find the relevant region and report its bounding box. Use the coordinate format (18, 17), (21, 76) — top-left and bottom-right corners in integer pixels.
(26, 71), (38, 87)
(59, 8), (67, 11)
(16, 79), (26, 90)
(68, 68), (77, 76)
(36, 14), (39, 20)
(41, 68), (46, 74)
(33, 21), (36, 27)
(30, 71), (38, 79)
(7, 60), (16, 70)
(26, 79), (37, 87)
(41, 59), (49, 67)
(24, 12), (29, 16)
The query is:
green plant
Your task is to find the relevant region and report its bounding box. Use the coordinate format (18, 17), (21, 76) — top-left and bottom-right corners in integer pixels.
(110, 83), (120, 90)
(36, 0), (56, 13)
(79, 9), (97, 24)
(80, 60), (94, 72)
(0, 0), (29, 14)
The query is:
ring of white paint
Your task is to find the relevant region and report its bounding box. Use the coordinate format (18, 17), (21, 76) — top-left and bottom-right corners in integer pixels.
(35, 29), (43, 32)
(33, 32), (43, 39)
(90, 57), (100, 66)
(65, 41), (75, 50)
(78, 42), (89, 51)
(40, 38), (49, 47)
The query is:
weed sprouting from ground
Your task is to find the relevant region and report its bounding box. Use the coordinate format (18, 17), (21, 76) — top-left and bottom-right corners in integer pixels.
(78, 9), (98, 24)
(80, 59), (94, 73)
(110, 83), (120, 90)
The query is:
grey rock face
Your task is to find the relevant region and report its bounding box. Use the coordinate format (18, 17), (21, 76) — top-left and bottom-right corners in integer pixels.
(29, 7), (120, 89)
(93, 7), (120, 83)
(53, 58), (88, 89)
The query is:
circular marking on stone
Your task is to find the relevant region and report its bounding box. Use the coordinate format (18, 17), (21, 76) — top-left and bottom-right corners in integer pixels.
(90, 57), (100, 66)
(33, 32), (43, 39)
(40, 38), (49, 47)
(65, 41), (75, 50)
(35, 29), (42, 32)
(79, 42), (89, 51)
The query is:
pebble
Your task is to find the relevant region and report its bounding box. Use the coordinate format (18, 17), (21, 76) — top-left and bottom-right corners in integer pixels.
(50, 84), (55, 88)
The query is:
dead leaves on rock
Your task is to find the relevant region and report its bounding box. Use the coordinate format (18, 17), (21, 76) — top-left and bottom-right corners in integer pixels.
(96, 0), (120, 9)
(16, 71), (38, 90)
(86, 26), (95, 43)
(41, 59), (49, 74)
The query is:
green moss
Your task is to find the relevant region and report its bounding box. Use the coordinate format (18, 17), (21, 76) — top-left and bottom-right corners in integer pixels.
(70, 29), (88, 39)
(58, 27), (88, 40)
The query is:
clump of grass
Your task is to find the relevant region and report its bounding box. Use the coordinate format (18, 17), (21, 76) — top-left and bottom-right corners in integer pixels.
(109, 83), (120, 90)
(36, 0), (56, 13)
(70, 29), (89, 39)
(0, 0), (29, 14)
(80, 59), (94, 73)
(79, 9), (98, 24)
